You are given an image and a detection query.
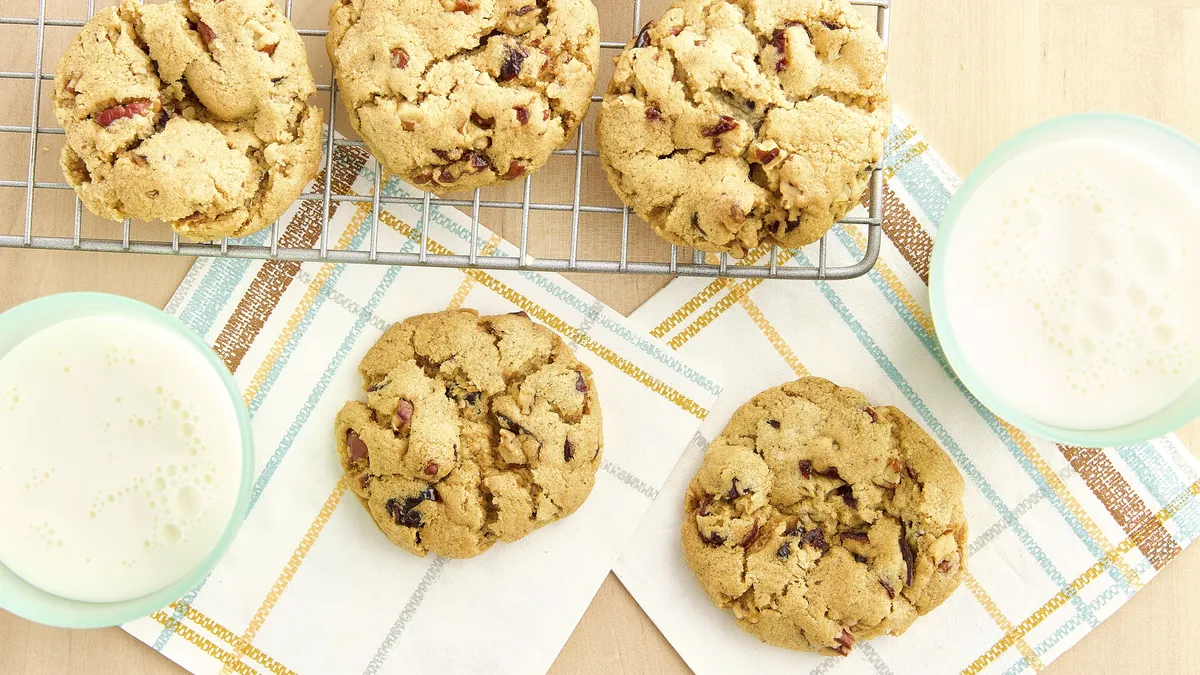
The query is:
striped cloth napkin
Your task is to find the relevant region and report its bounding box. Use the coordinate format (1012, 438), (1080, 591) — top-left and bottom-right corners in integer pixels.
(120, 142), (722, 675)
(616, 109), (1200, 675)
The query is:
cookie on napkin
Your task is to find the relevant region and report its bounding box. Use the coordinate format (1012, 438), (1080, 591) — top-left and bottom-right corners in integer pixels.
(682, 377), (966, 655)
(336, 309), (603, 558)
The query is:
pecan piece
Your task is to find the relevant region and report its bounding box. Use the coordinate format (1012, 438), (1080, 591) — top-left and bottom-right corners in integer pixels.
(634, 21), (653, 48)
(835, 628), (855, 656)
(195, 20), (215, 46)
(391, 47), (409, 69)
(346, 429), (369, 462)
(95, 99), (157, 128)
(394, 399), (414, 431)
(502, 161), (525, 179)
(739, 521), (760, 548)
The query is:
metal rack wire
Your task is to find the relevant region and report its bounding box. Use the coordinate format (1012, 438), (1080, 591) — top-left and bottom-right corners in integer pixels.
(0, 0), (890, 280)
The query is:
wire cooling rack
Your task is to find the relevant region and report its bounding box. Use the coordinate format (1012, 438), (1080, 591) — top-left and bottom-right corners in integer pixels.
(0, 0), (890, 280)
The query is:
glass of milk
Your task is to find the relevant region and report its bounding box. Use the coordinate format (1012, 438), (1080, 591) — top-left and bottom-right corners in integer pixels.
(0, 293), (252, 627)
(931, 113), (1200, 446)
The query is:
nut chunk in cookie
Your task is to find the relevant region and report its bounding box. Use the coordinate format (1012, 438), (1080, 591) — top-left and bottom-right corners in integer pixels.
(598, 0), (890, 257)
(53, 0), (322, 241)
(335, 309), (603, 558)
(327, 0), (600, 193)
(681, 377), (966, 655)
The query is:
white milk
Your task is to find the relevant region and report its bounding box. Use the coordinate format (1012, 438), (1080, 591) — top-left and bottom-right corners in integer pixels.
(0, 316), (243, 602)
(941, 133), (1200, 430)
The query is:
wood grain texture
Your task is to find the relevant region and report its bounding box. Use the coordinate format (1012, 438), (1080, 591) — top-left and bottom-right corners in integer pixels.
(2, 1), (1200, 673)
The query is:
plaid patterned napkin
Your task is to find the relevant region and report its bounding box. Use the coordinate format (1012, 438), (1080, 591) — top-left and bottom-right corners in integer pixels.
(616, 108), (1200, 675)
(120, 142), (722, 675)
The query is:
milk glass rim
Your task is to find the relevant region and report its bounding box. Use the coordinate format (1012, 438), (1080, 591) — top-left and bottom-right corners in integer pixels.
(930, 112), (1200, 446)
(0, 292), (254, 628)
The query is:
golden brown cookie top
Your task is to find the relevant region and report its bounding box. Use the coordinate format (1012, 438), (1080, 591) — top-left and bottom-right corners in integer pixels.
(335, 309), (604, 558)
(682, 377), (966, 655)
(53, 0), (322, 241)
(327, 0), (599, 193)
(598, 0), (890, 256)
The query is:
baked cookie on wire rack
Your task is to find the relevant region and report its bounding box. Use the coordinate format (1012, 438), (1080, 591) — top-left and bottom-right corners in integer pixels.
(598, 0), (890, 257)
(53, 0), (322, 241)
(327, 0), (600, 194)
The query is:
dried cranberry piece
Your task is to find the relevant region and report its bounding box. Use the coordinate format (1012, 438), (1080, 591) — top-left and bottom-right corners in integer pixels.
(466, 150), (489, 171)
(575, 371), (588, 393)
(900, 528), (915, 586)
(880, 579), (895, 598)
(815, 466), (842, 480)
(367, 378), (388, 392)
(696, 495), (711, 517)
(359, 474), (371, 489)
(510, 310), (529, 317)
(726, 478), (741, 500)
(470, 112), (495, 129)
(822, 20), (843, 30)
(702, 531), (725, 546)
(514, 105), (530, 125)
(701, 115), (737, 137)
(801, 528), (828, 553)
(433, 149), (453, 161)
(423, 461), (438, 476)
(437, 168), (455, 184)
(776, 541), (791, 561)
(798, 459), (813, 478)
(853, 554), (868, 564)
(634, 21), (653, 48)
(938, 559), (954, 573)
(412, 173), (434, 185)
(465, 391), (481, 405)
(645, 106), (661, 122)
(564, 439), (574, 461)
(498, 46), (528, 82)
(512, 4), (536, 15)
(346, 429), (369, 462)
(841, 530), (869, 543)
(766, 419), (780, 429)
(391, 47), (409, 69)
(833, 484), (857, 509)
(865, 407), (879, 423)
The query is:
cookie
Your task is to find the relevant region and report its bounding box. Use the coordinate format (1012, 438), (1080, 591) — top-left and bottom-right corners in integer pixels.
(327, 0), (599, 194)
(335, 309), (603, 558)
(682, 377), (966, 655)
(597, 0), (891, 257)
(53, 0), (322, 241)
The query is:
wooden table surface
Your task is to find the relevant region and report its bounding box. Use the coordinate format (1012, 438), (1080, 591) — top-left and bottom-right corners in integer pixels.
(4, 0), (1200, 673)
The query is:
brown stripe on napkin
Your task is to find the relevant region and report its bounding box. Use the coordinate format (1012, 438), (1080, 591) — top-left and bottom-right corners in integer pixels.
(860, 182), (934, 284)
(1058, 445), (1181, 570)
(213, 145), (372, 373)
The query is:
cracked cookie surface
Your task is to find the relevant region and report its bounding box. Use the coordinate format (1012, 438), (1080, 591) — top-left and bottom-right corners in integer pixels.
(682, 377), (966, 655)
(335, 309), (603, 558)
(597, 0), (890, 256)
(327, 0), (599, 194)
(53, 0), (322, 241)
